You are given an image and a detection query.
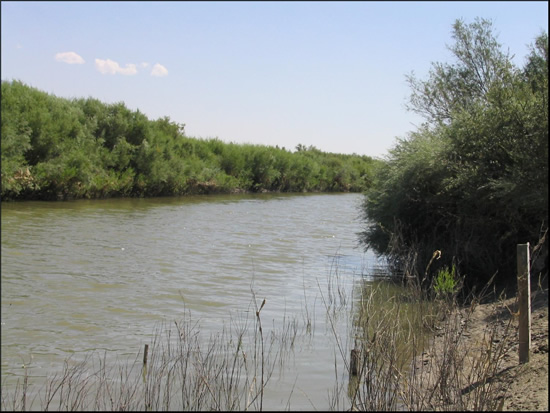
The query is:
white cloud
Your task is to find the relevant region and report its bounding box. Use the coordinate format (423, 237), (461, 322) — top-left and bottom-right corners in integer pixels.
(140, 62), (150, 68)
(95, 58), (137, 75)
(55, 51), (85, 64)
(151, 63), (168, 77)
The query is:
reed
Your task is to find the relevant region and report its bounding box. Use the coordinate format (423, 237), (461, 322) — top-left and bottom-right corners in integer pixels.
(323, 254), (517, 411)
(1, 256), (519, 411)
(1, 293), (304, 411)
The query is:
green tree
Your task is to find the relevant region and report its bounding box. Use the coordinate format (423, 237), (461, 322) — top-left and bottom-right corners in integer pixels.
(1, 80), (375, 200)
(1, 81), (34, 198)
(361, 20), (548, 287)
(406, 18), (514, 126)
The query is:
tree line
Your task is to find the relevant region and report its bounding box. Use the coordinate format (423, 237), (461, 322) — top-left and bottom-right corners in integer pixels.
(1, 80), (378, 201)
(360, 18), (548, 288)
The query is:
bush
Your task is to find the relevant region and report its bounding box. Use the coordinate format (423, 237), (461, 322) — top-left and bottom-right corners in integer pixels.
(434, 264), (458, 299)
(1, 81), (376, 201)
(360, 19), (548, 288)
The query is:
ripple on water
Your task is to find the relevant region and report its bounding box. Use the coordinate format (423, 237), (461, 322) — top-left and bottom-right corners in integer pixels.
(1, 193), (374, 410)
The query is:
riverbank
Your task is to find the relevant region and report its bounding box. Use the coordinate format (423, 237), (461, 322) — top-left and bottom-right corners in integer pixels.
(411, 284), (548, 411)
(2, 81), (378, 202)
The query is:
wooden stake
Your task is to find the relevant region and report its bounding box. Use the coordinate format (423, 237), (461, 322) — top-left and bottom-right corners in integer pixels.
(517, 243), (531, 364)
(350, 348), (360, 376)
(143, 344), (149, 366)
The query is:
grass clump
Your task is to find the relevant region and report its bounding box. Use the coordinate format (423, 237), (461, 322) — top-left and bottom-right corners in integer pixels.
(434, 264), (459, 299)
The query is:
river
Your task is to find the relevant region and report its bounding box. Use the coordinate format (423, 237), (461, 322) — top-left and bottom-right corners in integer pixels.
(1, 193), (386, 410)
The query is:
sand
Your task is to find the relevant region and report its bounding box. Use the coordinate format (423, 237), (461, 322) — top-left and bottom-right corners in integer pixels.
(411, 283), (548, 411)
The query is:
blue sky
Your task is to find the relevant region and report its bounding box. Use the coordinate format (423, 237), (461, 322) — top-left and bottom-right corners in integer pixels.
(1, 1), (548, 157)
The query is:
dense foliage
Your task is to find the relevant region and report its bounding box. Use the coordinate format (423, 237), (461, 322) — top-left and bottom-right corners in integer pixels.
(360, 19), (548, 287)
(1, 81), (377, 200)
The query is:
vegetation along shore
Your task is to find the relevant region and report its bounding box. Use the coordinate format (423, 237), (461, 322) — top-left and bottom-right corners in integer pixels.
(1, 80), (378, 201)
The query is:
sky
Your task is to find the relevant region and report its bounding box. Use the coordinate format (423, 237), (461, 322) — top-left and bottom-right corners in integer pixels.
(1, 1), (548, 158)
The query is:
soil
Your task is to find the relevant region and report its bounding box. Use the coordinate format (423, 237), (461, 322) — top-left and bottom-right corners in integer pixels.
(413, 281), (548, 411)
(491, 286), (548, 411)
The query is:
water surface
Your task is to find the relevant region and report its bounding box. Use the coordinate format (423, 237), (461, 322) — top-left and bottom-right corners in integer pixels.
(1, 193), (382, 409)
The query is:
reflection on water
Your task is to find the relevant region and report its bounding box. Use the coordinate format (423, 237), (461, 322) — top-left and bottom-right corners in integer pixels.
(1, 193), (389, 410)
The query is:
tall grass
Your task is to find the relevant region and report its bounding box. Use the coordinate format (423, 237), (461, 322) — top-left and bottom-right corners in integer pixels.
(324, 255), (518, 411)
(2, 256), (521, 411)
(1, 292), (305, 411)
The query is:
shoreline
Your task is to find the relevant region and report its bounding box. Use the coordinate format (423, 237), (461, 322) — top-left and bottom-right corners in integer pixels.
(410, 284), (548, 411)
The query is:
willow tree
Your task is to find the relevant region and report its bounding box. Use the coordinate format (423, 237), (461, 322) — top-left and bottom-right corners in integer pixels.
(361, 19), (548, 288)
(405, 18), (515, 126)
